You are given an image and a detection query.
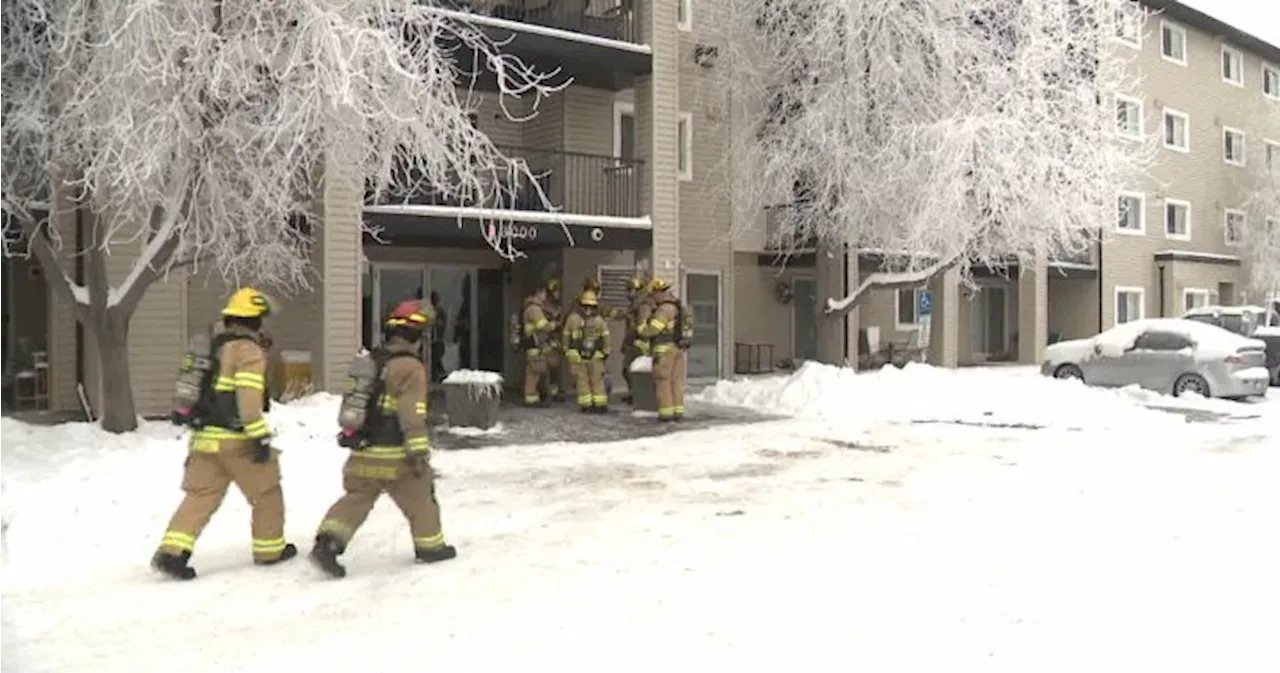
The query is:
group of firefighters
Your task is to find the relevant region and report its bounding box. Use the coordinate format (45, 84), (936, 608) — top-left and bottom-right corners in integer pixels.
(515, 274), (694, 421)
(151, 274), (692, 581)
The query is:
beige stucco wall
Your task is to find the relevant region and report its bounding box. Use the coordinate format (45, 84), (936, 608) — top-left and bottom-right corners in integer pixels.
(1048, 276), (1101, 341)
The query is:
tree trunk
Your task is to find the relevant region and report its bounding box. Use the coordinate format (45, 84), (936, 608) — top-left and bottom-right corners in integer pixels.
(89, 307), (139, 433)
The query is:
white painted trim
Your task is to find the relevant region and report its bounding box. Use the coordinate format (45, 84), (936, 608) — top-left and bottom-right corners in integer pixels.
(1162, 197), (1192, 241)
(681, 267), (723, 379)
(1113, 7), (1142, 50)
(1161, 107), (1191, 153)
(1152, 250), (1242, 262)
(1116, 190), (1147, 236)
(894, 287), (924, 332)
(1160, 20), (1188, 66)
(429, 7), (652, 54)
(1115, 285), (1146, 324)
(1223, 208), (1247, 247)
(677, 0), (692, 32)
(613, 101), (634, 160)
(1221, 44), (1245, 87)
(1263, 62), (1280, 101)
(363, 204), (653, 230)
(1114, 93), (1144, 141)
(1182, 287), (1212, 312)
(677, 111), (694, 182)
(1222, 125), (1247, 166)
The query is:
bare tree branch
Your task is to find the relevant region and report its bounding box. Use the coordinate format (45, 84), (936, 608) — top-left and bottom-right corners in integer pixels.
(826, 252), (963, 315)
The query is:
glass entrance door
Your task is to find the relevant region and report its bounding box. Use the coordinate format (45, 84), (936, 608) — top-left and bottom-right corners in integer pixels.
(369, 263), (479, 382)
(371, 264), (429, 361)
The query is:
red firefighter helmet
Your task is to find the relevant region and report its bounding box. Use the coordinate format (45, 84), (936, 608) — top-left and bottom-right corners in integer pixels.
(385, 299), (431, 331)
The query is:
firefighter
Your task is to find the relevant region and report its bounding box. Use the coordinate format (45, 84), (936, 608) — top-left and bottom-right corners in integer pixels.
(636, 278), (693, 421)
(563, 289), (612, 413)
(152, 287), (293, 580)
(520, 284), (558, 406)
(542, 278), (566, 402)
(620, 276), (653, 405)
(310, 299), (456, 579)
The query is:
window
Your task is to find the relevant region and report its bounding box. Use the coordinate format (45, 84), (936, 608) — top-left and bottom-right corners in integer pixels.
(1221, 45), (1244, 86)
(612, 102), (635, 160)
(896, 288), (925, 328)
(1223, 127), (1246, 166)
(1115, 95), (1143, 139)
(1183, 288), (1212, 312)
(1116, 287), (1145, 324)
(1164, 199), (1190, 240)
(1161, 21), (1187, 65)
(1117, 191), (1146, 235)
(1133, 331), (1193, 351)
(1265, 139), (1279, 172)
(677, 111), (693, 181)
(1163, 108), (1190, 152)
(1264, 63), (1280, 100)
(677, 0), (692, 31)
(1224, 209), (1246, 246)
(1113, 6), (1141, 48)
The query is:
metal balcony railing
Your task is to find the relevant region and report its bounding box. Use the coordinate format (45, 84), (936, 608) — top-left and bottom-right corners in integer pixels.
(441, 0), (638, 44)
(373, 145), (644, 218)
(1048, 230), (1100, 267)
(764, 203), (819, 251)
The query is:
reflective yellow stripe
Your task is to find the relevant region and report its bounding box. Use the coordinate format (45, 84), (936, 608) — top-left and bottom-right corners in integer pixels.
(193, 427), (248, 442)
(243, 418), (271, 439)
(658, 406), (676, 418)
(162, 530), (196, 551)
(533, 318), (549, 329)
(405, 436), (431, 452)
(653, 343), (675, 353)
(414, 533), (446, 549)
(318, 519), (354, 541)
(379, 394), (398, 411)
(253, 537), (287, 554)
(234, 372), (265, 391)
(414, 401), (427, 414)
(213, 376), (236, 392)
(648, 318), (669, 331)
(363, 445), (408, 459)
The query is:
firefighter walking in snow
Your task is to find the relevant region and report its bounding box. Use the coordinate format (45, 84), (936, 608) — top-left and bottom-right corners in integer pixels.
(153, 288), (293, 580)
(520, 283), (558, 406)
(310, 299), (456, 579)
(563, 289), (612, 413)
(541, 278), (566, 401)
(637, 278), (693, 421)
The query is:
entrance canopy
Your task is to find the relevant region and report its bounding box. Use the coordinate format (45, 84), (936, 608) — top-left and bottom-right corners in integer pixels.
(363, 204), (652, 251)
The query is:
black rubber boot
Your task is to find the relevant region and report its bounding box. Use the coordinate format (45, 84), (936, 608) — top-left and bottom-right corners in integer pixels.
(309, 533), (347, 579)
(621, 393), (634, 404)
(255, 543), (298, 566)
(151, 549), (197, 581)
(594, 405), (610, 414)
(414, 544), (459, 564)
(579, 405), (593, 413)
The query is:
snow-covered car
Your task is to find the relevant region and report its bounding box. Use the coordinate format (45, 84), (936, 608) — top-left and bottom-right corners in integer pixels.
(1040, 318), (1270, 399)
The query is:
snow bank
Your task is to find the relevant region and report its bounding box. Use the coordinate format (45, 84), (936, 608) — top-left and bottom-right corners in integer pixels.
(692, 361), (1258, 432)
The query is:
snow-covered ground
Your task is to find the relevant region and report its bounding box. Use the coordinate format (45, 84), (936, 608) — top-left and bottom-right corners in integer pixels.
(3, 364), (1278, 672)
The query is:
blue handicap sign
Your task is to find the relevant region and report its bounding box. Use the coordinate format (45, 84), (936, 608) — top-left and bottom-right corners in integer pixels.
(917, 290), (933, 317)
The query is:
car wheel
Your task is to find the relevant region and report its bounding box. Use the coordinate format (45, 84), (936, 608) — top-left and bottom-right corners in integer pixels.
(1172, 373), (1211, 398)
(1053, 364), (1084, 381)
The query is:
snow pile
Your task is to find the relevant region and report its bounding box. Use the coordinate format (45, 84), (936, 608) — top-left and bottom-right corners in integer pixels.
(443, 422), (506, 437)
(692, 361), (1256, 432)
(442, 369), (504, 386)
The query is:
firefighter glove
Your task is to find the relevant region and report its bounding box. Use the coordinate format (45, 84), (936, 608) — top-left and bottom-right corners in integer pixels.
(251, 437), (273, 464)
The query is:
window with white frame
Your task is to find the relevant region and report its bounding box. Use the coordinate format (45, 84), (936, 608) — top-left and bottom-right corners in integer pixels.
(1183, 288), (1212, 312)
(1264, 63), (1280, 100)
(1224, 209), (1246, 246)
(1221, 45), (1244, 86)
(896, 288), (925, 328)
(1161, 21), (1187, 64)
(677, 0), (692, 31)
(1266, 139), (1279, 172)
(1116, 287), (1145, 324)
(1164, 199), (1190, 239)
(1223, 127), (1246, 165)
(1115, 95), (1143, 139)
(1117, 192), (1145, 234)
(1113, 6), (1141, 48)
(677, 112), (693, 181)
(612, 102), (635, 160)
(1163, 108), (1190, 151)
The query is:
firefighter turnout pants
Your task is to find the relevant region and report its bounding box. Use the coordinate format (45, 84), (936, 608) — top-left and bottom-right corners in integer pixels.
(652, 348), (688, 419)
(159, 438), (288, 562)
(523, 349), (548, 404)
(545, 348), (565, 399)
(316, 454), (447, 553)
(571, 358), (608, 409)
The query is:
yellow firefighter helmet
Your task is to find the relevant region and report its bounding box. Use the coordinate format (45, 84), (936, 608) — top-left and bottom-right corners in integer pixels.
(546, 278), (562, 293)
(222, 287), (274, 318)
(626, 276), (646, 291)
(583, 276), (602, 293)
(579, 290), (599, 307)
(648, 277), (671, 293)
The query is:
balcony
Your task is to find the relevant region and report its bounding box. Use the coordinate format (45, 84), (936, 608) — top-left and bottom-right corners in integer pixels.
(441, 0), (651, 91)
(365, 145), (650, 250)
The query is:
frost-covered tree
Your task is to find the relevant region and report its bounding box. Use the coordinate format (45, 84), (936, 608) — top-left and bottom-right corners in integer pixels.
(1241, 114), (1280, 302)
(723, 0), (1156, 361)
(2, 0), (562, 431)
